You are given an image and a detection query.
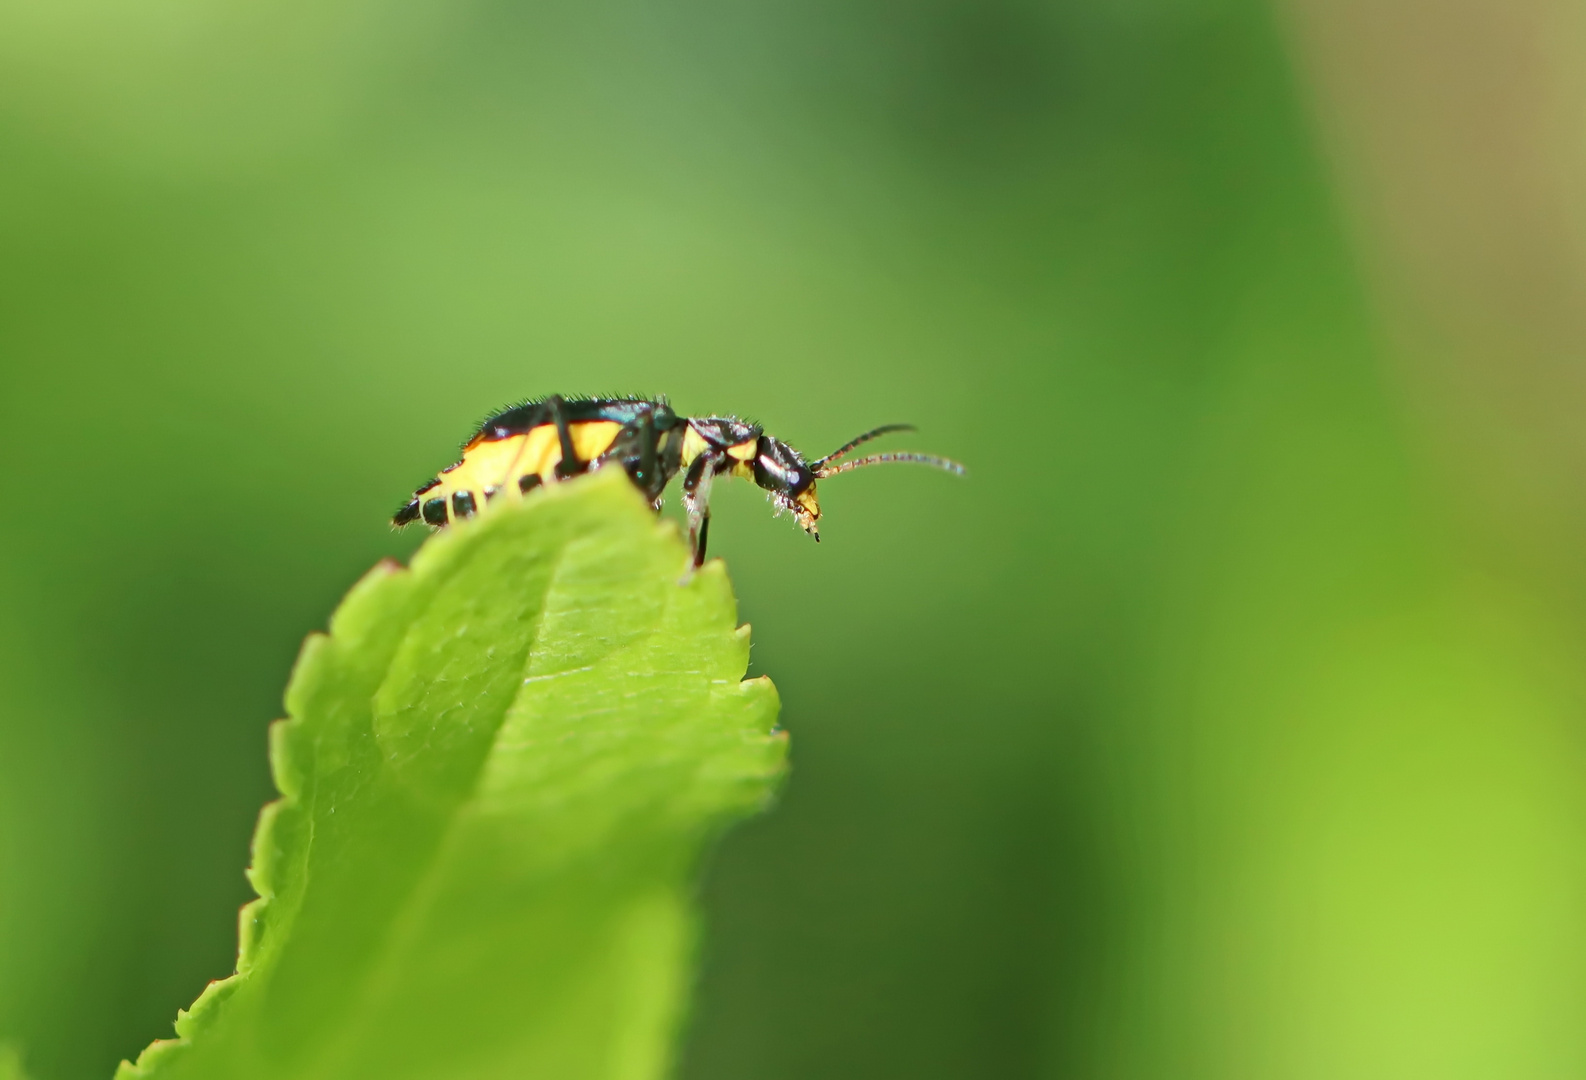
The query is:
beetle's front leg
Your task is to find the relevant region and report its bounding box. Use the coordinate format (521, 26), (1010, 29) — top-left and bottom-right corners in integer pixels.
(681, 452), (719, 568)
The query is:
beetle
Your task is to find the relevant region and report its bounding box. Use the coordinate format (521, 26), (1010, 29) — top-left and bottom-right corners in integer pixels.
(394, 395), (964, 565)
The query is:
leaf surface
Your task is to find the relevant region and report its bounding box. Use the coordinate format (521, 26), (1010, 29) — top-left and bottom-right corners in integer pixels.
(117, 470), (786, 1080)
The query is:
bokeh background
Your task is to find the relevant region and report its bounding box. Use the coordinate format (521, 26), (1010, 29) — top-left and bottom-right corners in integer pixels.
(3, 0), (1584, 1077)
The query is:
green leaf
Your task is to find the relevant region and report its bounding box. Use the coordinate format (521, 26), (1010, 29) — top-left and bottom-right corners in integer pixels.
(116, 469), (786, 1080)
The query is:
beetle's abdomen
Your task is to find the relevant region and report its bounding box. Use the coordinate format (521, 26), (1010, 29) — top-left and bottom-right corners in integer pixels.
(393, 420), (623, 527)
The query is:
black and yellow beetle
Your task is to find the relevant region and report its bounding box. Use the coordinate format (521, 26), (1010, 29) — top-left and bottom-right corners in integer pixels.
(394, 395), (964, 565)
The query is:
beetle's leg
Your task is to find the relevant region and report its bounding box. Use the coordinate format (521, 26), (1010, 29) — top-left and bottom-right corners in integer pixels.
(658, 424), (683, 487)
(632, 406), (660, 499)
(598, 406), (668, 504)
(695, 515), (711, 566)
(651, 424), (684, 510)
(545, 395), (583, 479)
(681, 451), (718, 567)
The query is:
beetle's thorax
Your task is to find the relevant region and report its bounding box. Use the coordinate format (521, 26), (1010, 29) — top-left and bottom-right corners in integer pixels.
(680, 416), (761, 469)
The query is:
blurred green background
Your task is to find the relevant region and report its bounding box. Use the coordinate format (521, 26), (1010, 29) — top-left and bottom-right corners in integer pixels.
(2, 0), (1584, 1077)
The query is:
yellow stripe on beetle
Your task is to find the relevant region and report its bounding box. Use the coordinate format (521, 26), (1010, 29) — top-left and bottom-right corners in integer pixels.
(679, 426), (711, 468)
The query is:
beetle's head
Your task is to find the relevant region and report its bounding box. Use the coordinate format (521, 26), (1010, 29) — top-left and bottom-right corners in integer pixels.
(752, 436), (822, 536)
(752, 424), (966, 542)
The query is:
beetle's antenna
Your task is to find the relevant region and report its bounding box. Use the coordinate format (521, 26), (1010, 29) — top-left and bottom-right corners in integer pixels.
(814, 452), (966, 478)
(811, 424), (916, 470)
